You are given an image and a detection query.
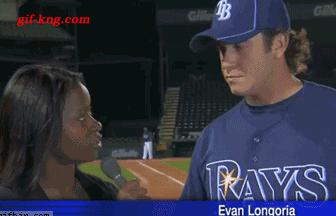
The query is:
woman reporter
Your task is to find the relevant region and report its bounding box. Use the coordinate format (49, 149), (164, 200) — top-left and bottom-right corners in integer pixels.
(0, 64), (147, 199)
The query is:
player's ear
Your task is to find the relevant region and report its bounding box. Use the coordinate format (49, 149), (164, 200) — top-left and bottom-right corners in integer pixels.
(271, 32), (289, 58)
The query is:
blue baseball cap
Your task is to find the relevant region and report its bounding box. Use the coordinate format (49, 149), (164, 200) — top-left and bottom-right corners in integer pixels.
(190, 0), (291, 52)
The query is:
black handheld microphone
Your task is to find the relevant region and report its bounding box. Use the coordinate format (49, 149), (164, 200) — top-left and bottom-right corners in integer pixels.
(100, 157), (127, 189)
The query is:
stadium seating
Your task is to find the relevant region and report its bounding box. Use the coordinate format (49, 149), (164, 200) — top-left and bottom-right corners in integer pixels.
(157, 87), (180, 151)
(175, 79), (241, 141)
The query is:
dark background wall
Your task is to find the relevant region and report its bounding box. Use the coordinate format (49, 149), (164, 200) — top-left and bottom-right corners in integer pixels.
(0, 0), (335, 128)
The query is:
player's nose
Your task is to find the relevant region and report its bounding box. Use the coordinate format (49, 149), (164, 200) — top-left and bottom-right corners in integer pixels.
(220, 49), (237, 71)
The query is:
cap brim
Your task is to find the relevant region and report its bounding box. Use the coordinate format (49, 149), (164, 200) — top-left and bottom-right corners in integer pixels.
(189, 28), (262, 53)
(189, 29), (217, 53)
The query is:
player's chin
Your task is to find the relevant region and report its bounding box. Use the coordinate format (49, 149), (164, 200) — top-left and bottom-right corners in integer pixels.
(227, 81), (253, 96)
(228, 85), (248, 96)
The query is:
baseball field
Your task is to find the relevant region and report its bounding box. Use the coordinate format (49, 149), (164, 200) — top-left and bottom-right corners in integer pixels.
(79, 158), (190, 199)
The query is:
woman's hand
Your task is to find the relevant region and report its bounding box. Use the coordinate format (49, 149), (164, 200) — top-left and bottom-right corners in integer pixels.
(117, 180), (150, 200)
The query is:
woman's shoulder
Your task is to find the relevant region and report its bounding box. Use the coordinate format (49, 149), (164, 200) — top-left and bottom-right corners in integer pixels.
(75, 169), (119, 200)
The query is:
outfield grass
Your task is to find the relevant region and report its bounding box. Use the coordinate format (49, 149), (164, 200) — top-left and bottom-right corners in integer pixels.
(78, 161), (136, 186)
(79, 159), (190, 188)
(163, 159), (191, 172)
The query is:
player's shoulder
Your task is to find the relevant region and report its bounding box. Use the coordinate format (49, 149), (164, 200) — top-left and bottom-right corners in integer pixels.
(293, 80), (336, 113)
(203, 99), (244, 134)
(304, 80), (336, 98)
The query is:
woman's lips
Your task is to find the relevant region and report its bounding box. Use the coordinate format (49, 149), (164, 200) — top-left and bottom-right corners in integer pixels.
(97, 140), (102, 148)
(93, 133), (102, 148)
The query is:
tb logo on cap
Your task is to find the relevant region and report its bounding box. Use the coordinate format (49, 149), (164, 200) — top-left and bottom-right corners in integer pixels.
(216, 0), (232, 21)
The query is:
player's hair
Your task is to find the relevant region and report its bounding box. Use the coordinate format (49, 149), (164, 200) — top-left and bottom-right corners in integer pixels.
(0, 64), (84, 195)
(262, 28), (311, 75)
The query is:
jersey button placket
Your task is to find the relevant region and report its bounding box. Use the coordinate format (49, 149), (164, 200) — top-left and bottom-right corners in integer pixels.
(251, 136), (261, 164)
(252, 156), (258, 162)
(253, 137), (261, 143)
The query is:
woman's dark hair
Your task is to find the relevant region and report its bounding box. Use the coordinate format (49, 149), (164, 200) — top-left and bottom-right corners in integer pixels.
(0, 64), (84, 194)
(262, 28), (311, 75)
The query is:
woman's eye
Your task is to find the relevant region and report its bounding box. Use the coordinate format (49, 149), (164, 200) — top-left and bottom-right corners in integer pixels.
(79, 111), (92, 121)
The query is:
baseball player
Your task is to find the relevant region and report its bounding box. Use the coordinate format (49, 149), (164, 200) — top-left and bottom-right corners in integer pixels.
(181, 0), (336, 200)
(142, 127), (153, 159)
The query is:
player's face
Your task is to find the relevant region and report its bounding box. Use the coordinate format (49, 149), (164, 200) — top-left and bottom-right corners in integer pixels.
(218, 33), (275, 97)
(60, 83), (102, 162)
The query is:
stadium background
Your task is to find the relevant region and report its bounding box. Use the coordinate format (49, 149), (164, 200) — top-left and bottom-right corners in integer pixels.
(0, 0), (335, 199)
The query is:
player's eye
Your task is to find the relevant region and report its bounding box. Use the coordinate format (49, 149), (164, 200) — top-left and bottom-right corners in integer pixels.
(234, 42), (247, 50)
(234, 44), (242, 50)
